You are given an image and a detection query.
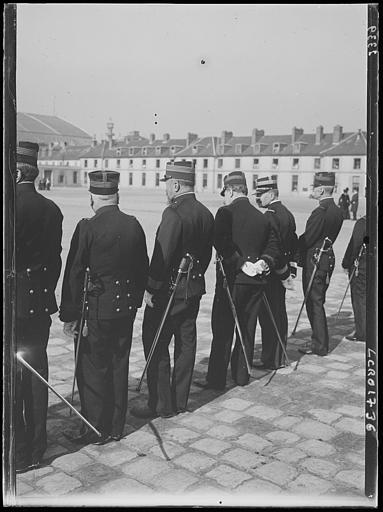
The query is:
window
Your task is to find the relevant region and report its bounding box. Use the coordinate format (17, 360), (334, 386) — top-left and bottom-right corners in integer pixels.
(142, 172), (146, 186)
(235, 144), (242, 154)
(104, 159), (109, 169)
(129, 148), (134, 156)
(203, 159), (208, 169)
(252, 174), (258, 190)
(84, 172), (88, 184)
(293, 143), (300, 154)
(84, 159), (88, 168)
(354, 158), (361, 170)
(94, 159), (98, 168)
(192, 146), (198, 154)
(129, 172), (133, 186)
(170, 146), (175, 153)
(142, 159), (146, 168)
(142, 147), (147, 156)
(314, 158), (321, 169)
(217, 158), (223, 169)
(129, 159), (133, 168)
(253, 158), (259, 169)
(291, 174), (298, 192)
(156, 159), (160, 169)
(156, 146), (161, 156)
(116, 148), (121, 157)
(292, 158), (299, 169)
(193, 159), (197, 169)
(272, 158), (279, 169)
(202, 173), (208, 188)
(155, 172), (160, 187)
(217, 174), (222, 189)
(235, 158), (241, 169)
(73, 171), (78, 184)
(116, 159), (121, 169)
(352, 175), (360, 192)
(332, 158), (340, 170)
(272, 143), (280, 153)
(58, 174), (64, 184)
(271, 174), (278, 183)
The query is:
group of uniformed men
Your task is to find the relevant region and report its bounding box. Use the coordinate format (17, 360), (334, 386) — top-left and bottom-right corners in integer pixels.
(15, 141), (367, 474)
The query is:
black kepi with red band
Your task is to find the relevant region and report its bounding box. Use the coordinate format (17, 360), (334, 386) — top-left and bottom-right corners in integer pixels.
(160, 160), (195, 185)
(89, 170), (120, 195)
(220, 170), (247, 196)
(313, 172), (335, 188)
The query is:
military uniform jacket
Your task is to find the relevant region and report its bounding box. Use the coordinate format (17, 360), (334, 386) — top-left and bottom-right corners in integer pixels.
(60, 205), (149, 321)
(146, 192), (214, 301)
(263, 200), (299, 280)
(350, 193), (359, 212)
(214, 196), (280, 286)
(342, 216), (366, 272)
(299, 197), (343, 272)
(16, 183), (63, 319)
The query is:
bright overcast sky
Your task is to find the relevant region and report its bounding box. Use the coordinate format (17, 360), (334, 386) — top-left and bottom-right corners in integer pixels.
(16, 3), (367, 140)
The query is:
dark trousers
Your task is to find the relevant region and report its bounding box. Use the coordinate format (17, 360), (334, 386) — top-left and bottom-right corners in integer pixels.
(350, 268), (366, 340)
(142, 298), (200, 416)
(16, 315), (51, 466)
(302, 264), (331, 355)
(77, 315), (134, 436)
(351, 209), (358, 220)
(259, 275), (287, 368)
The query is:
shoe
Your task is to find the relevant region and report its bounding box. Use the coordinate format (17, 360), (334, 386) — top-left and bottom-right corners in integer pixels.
(92, 434), (113, 446)
(111, 434), (123, 442)
(159, 411), (175, 418)
(194, 380), (225, 391)
(16, 461), (40, 474)
(130, 406), (158, 419)
(346, 334), (365, 342)
(64, 430), (105, 445)
(298, 348), (314, 355)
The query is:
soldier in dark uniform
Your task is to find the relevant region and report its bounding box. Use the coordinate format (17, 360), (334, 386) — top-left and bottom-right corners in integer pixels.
(350, 188), (359, 220)
(298, 172), (343, 356)
(198, 171), (280, 389)
(253, 176), (299, 369)
(15, 142), (63, 473)
(131, 161), (214, 418)
(338, 187), (351, 219)
(60, 171), (148, 444)
(342, 215), (367, 342)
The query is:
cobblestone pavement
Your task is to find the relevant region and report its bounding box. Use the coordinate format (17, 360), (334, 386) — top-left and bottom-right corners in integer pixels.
(13, 190), (372, 506)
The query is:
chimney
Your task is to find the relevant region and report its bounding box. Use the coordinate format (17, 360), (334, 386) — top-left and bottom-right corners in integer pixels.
(163, 133), (170, 142)
(48, 141), (55, 157)
(251, 128), (264, 145)
(333, 125), (343, 144)
(315, 125), (324, 145)
(106, 120), (114, 149)
(291, 127), (304, 144)
(149, 133), (156, 144)
(220, 131), (233, 145)
(92, 135), (98, 148)
(187, 132), (198, 146)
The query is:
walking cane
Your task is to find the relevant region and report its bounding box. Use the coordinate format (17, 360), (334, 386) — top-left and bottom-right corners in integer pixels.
(69, 267), (90, 414)
(216, 255), (252, 375)
(291, 237), (333, 336)
(336, 243), (366, 322)
(262, 292), (291, 367)
(16, 352), (102, 437)
(136, 254), (193, 392)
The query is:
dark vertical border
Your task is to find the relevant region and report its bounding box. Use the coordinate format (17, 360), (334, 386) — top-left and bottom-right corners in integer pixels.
(3, 2), (17, 505)
(365, 3), (379, 501)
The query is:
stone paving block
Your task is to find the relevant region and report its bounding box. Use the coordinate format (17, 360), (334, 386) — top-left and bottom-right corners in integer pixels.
(321, 380), (348, 390)
(205, 464), (252, 489)
(149, 440), (186, 460)
(326, 354), (351, 363)
(244, 405), (283, 421)
(120, 457), (171, 484)
(152, 469), (198, 493)
(35, 472), (82, 495)
(308, 409), (342, 424)
(16, 481), (35, 496)
(287, 474), (335, 495)
(325, 370), (350, 380)
(334, 417), (364, 436)
(214, 410), (243, 423)
(335, 470), (365, 492)
(347, 352), (364, 360)
(272, 416), (301, 429)
(205, 425), (239, 439)
(324, 362), (355, 371)
(47, 346), (70, 357)
(271, 447), (307, 464)
(96, 477), (153, 494)
(345, 451), (364, 466)
(178, 414), (215, 431)
(96, 446), (138, 466)
(297, 363), (327, 374)
(48, 337), (67, 346)
(121, 430), (158, 451)
(172, 452), (216, 473)
(299, 457), (339, 478)
(265, 430), (300, 445)
(236, 433), (272, 452)
(219, 398), (253, 411)
(334, 405), (364, 418)
(235, 477), (282, 495)
(349, 387), (365, 397)
(164, 428), (201, 444)
(43, 443), (68, 461)
(73, 463), (121, 486)
(353, 369), (365, 377)
(18, 465), (54, 482)
(297, 439), (336, 457)
(51, 452), (93, 472)
(291, 419), (338, 441)
(190, 437), (231, 456)
(221, 448), (267, 470)
(254, 461), (297, 486)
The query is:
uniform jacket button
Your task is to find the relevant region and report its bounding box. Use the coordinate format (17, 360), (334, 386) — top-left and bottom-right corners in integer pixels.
(129, 306), (132, 310)
(127, 293), (131, 297)
(199, 273), (202, 277)
(44, 308), (49, 312)
(115, 280), (120, 285)
(116, 307), (120, 312)
(29, 309), (34, 314)
(29, 289), (34, 294)
(44, 288), (48, 293)
(126, 279), (130, 284)
(116, 295), (120, 299)
(43, 267), (47, 271)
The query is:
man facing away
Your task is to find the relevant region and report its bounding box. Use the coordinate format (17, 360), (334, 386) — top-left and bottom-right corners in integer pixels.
(253, 176), (299, 370)
(298, 172), (343, 357)
(15, 142), (63, 473)
(60, 170), (148, 444)
(131, 161), (214, 419)
(199, 171), (280, 390)
(350, 188), (359, 220)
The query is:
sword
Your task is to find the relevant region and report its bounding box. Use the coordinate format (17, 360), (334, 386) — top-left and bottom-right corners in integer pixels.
(262, 292), (291, 367)
(136, 254), (194, 392)
(336, 243), (366, 322)
(216, 255), (252, 375)
(291, 237), (333, 336)
(70, 267), (90, 413)
(16, 352), (101, 437)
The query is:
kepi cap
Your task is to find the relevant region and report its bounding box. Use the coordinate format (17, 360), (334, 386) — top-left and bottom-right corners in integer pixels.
(313, 172), (335, 188)
(253, 176), (278, 198)
(160, 161), (195, 185)
(89, 170), (120, 195)
(17, 141), (39, 167)
(220, 171), (247, 196)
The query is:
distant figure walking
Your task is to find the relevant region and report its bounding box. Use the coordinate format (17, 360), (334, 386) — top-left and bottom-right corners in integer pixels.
(350, 188), (359, 220)
(45, 178), (51, 191)
(338, 188), (350, 219)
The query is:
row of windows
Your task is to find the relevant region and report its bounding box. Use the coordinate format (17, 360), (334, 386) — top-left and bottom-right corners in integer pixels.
(83, 157), (362, 170)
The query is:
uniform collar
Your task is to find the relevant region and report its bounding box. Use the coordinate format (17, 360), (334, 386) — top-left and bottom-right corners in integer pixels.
(16, 182), (37, 193)
(171, 192), (195, 205)
(231, 196), (249, 205)
(94, 204), (119, 217)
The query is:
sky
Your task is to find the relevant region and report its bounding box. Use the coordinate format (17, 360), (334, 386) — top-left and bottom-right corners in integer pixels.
(16, 4), (368, 141)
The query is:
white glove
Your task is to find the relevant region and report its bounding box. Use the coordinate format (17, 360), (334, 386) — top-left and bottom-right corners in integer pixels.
(281, 275), (295, 291)
(63, 321), (78, 338)
(241, 259), (268, 277)
(144, 290), (154, 308)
